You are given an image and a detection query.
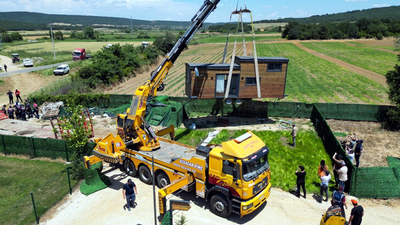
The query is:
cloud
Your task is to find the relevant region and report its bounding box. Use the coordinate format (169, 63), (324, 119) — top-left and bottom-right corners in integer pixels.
(345, 0), (367, 2)
(263, 5), (273, 9)
(372, 4), (390, 7)
(265, 12), (278, 19)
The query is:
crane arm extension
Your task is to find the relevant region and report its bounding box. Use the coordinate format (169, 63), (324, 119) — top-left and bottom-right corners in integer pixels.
(149, 0), (220, 96)
(158, 173), (194, 216)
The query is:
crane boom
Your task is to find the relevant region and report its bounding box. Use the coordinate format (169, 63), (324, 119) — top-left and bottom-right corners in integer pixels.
(120, 0), (220, 151)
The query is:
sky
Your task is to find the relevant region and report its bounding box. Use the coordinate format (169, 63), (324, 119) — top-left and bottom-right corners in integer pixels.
(0, 0), (399, 23)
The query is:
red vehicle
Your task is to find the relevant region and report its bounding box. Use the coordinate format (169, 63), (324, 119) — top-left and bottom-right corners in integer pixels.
(72, 48), (90, 60)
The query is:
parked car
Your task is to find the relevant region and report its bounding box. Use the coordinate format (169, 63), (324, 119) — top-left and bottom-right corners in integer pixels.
(23, 58), (34, 67)
(12, 53), (20, 63)
(53, 64), (70, 75)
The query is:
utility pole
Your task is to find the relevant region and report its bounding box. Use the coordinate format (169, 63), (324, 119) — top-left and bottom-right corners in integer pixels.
(50, 26), (56, 60)
(131, 16), (133, 39)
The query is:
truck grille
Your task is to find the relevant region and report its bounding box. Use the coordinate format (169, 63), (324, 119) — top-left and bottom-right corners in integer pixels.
(253, 175), (268, 195)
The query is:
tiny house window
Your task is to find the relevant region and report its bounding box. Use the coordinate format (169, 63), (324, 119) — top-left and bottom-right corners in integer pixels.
(245, 77), (261, 86)
(216, 75), (225, 94)
(267, 63), (282, 72)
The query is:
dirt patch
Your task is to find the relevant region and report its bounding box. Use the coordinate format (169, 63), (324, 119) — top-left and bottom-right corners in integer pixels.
(0, 72), (63, 105)
(327, 119), (400, 167)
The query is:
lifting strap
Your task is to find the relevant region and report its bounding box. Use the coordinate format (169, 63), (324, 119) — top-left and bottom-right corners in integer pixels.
(224, 14), (241, 100)
(249, 11), (261, 98)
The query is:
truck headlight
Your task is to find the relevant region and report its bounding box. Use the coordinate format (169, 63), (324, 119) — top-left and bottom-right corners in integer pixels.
(242, 203), (253, 211)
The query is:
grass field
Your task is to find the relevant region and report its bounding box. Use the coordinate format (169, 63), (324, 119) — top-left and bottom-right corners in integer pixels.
(174, 128), (332, 194)
(253, 22), (288, 29)
(300, 42), (398, 76)
(347, 41), (398, 51)
(256, 43), (389, 104)
(0, 155), (78, 225)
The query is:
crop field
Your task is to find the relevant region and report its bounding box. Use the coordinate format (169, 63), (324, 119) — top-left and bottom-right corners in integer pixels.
(106, 41), (391, 104)
(300, 42), (398, 76)
(347, 41), (398, 51)
(5, 41), (143, 53)
(196, 35), (283, 43)
(253, 22), (288, 29)
(258, 42), (389, 104)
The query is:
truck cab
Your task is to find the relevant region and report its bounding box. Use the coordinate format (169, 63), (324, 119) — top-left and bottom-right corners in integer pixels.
(72, 48), (86, 60)
(206, 132), (271, 217)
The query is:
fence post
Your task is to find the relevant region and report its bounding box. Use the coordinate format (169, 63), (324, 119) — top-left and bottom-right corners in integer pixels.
(30, 192), (39, 224)
(65, 142), (69, 162)
(32, 138), (36, 159)
(67, 166), (72, 195)
(2, 135), (6, 155)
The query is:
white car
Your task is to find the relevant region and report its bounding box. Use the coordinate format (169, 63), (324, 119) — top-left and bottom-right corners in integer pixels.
(53, 64), (70, 75)
(23, 58), (34, 67)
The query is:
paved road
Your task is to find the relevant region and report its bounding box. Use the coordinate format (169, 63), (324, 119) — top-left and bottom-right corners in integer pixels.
(0, 61), (73, 78)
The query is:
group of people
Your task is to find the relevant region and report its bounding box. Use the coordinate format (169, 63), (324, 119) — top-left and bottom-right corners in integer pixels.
(6, 89), (23, 104)
(294, 151), (363, 224)
(340, 133), (364, 167)
(2, 100), (39, 120)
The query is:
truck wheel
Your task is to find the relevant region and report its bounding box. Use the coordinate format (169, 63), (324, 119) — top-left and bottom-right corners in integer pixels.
(156, 172), (170, 188)
(124, 159), (137, 177)
(210, 194), (231, 218)
(139, 165), (153, 184)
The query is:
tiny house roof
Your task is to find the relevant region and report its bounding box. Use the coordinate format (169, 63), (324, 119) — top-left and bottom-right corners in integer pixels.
(186, 63), (240, 70)
(235, 56), (289, 62)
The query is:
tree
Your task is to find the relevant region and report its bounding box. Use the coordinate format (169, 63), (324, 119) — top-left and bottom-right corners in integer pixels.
(0, 26), (7, 34)
(153, 31), (176, 54)
(84, 26), (95, 39)
(55, 103), (92, 179)
(55, 31), (64, 40)
(1, 33), (12, 43)
(385, 54), (400, 130)
(70, 30), (77, 38)
(10, 32), (23, 41)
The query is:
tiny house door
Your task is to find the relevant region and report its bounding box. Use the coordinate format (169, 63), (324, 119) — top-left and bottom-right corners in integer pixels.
(215, 74), (239, 98)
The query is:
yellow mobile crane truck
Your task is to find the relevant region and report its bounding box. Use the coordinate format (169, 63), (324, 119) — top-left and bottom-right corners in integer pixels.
(84, 0), (272, 218)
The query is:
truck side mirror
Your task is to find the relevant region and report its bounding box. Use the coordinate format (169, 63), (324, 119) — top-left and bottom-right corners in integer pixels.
(232, 168), (238, 182)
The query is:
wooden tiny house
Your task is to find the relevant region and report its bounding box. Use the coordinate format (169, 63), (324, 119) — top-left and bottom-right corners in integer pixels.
(185, 56), (289, 100)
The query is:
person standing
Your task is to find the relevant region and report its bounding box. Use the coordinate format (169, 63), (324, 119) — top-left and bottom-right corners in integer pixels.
(332, 186), (347, 220)
(7, 106), (14, 119)
(1, 104), (7, 116)
(295, 165), (306, 198)
(122, 179), (137, 211)
(291, 124), (298, 147)
(320, 170), (331, 202)
(7, 90), (14, 104)
(318, 159), (329, 178)
(333, 153), (347, 189)
(20, 104), (26, 121)
(15, 89), (23, 102)
(354, 140), (363, 167)
(4, 64), (7, 72)
(33, 103), (39, 119)
(349, 199), (364, 225)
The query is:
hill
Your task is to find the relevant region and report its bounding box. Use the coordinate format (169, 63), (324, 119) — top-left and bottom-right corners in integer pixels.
(256, 5), (400, 24)
(0, 11), (217, 30)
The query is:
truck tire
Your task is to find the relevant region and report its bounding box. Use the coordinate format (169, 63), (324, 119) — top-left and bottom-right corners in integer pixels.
(156, 172), (170, 188)
(124, 159), (137, 177)
(210, 194), (231, 218)
(139, 165), (153, 184)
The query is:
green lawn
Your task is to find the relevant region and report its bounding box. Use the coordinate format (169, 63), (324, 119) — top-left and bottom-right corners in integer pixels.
(175, 128), (332, 194)
(0, 156), (78, 225)
(256, 43), (388, 104)
(300, 42), (398, 76)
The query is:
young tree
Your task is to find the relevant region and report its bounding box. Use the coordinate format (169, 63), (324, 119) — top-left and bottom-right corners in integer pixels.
(84, 26), (95, 39)
(55, 103), (92, 179)
(0, 26), (7, 34)
(385, 54), (400, 130)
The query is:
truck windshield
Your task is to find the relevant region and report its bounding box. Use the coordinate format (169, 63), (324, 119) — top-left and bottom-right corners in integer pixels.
(242, 147), (269, 182)
(73, 52), (81, 56)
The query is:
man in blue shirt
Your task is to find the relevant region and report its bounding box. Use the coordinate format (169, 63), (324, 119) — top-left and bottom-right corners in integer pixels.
(122, 179), (137, 211)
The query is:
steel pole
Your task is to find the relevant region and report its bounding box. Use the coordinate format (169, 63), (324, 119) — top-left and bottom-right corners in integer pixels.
(50, 27), (56, 60)
(152, 156), (157, 225)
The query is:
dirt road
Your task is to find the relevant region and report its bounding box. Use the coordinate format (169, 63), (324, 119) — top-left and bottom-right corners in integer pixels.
(0, 55), (20, 72)
(40, 164), (400, 225)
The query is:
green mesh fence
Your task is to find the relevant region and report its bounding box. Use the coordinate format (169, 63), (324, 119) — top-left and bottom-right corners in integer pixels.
(315, 103), (391, 121)
(80, 162), (111, 196)
(387, 156), (400, 168)
(311, 105), (355, 193)
(0, 135), (96, 161)
(160, 211), (171, 225)
(0, 193), (33, 225)
(350, 167), (400, 198)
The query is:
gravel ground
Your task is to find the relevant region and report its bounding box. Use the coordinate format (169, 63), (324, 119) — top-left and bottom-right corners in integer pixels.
(40, 164), (400, 225)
